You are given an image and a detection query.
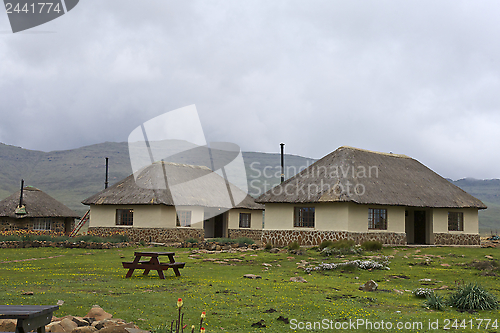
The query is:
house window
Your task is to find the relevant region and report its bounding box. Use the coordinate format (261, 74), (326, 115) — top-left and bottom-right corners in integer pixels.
(176, 210), (192, 227)
(239, 213), (251, 228)
(368, 208), (387, 230)
(116, 209), (133, 226)
(294, 207), (315, 228)
(448, 212), (463, 231)
(33, 218), (52, 230)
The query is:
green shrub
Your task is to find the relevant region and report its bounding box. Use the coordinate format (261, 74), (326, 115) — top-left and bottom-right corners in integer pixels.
(236, 237), (254, 246)
(448, 282), (499, 311)
(0, 235), (22, 241)
(264, 243), (272, 250)
(319, 240), (334, 250)
(32, 235), (53, 242)
(424, 293), (446, 311)
(288, 241), (300, 251)
(361, 241), (383, 251)
(331, 239), (355, 249)
(185, 238), (199, 244)
(208, 238), (235, 245)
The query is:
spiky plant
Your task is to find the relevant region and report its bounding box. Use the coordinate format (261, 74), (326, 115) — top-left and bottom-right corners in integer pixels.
(448, 282), (499, 311)
(424, 293), (446, 311)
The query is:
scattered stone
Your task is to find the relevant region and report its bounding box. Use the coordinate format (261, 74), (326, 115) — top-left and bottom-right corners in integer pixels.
(269, 248), (280, 253)
(57, 300), (65, 306)
(359, 280), (378, 292)
(419, 278), (431, 282)
(243, 274), (262, 279)
(485, 255), (494, 259)
(440, 263), (450, 267)
(393, 289), (404, 295)
(262, 263), (272, 267)
(289, 276), (307, 283)
(437, 285), (449, 290)
(21, 291), (34, 295)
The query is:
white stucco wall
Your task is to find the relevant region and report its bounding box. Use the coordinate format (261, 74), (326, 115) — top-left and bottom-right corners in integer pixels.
(347, 203), (405, 233)
(227, 209), (263, 230)
(431, 208), (479, 234)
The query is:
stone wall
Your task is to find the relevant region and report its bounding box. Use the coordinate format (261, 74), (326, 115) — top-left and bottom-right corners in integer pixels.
(433, 233), (480, 245)
(88, 227), (204, 242)
(262, 230), (407, 247)
(227, 229), (263, 241)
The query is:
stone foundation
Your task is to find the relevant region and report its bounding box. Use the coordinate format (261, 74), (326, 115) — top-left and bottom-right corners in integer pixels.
(433, 233), (480, 245)
(262, 230), (407, 247)
(88, 227), (204, 242)
(228, 229), (263, 241)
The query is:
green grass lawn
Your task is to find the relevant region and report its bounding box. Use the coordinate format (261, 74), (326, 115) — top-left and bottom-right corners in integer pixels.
(0, 245), (499, 332)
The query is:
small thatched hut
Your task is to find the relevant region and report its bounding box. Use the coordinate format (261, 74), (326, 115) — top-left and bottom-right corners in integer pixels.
(256, 146), (486, 246)
(0, 186), (79, 234)
(82, 161), (263, 242)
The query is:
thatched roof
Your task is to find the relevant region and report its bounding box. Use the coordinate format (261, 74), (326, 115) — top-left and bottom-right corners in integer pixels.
(256, 146), (487, 209)
(0, 187), (80, 219)
(82, 161), (263, 210)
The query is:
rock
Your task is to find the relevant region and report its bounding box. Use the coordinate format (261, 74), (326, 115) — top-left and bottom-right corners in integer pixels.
(359, 280), (378, 291)
(21, 291), (34, 295)
(289, 276), (307, 283)
(393, 289), (404, 294)
(71, 327), (97, 333)
(243, 274), (262, 279)
(72, 317), (90, 327)
(262, 263), (272, 267)
(0, 319), (17, 332)
(485, 255), (494, 259)
(98, 323), (138, 333)
(269, 248), (280, 253)
(46, 322), (66, 333)
(60, 318), (78, 332)
(84, 306), (112, 321)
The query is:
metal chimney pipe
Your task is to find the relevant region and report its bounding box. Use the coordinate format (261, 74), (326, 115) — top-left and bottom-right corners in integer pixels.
(280, 143), (285, 183)
(19, 179), (24, 207)
(105, 157), (109, 189)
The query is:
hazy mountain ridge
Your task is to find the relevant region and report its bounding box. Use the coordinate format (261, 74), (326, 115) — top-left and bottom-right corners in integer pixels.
(0, 142), (498, 233)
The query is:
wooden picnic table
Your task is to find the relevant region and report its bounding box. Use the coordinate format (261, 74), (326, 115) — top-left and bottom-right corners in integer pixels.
(0, 305), (59, 333)
(122, 252), (185, 279)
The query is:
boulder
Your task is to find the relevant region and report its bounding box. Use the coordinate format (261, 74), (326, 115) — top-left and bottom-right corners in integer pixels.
(84, 306), (112, 321)
(0, 319), (17, 332)
(359, 280), (378, 291)
(72, 317), (91, 327)
(60, 318), (78, 332)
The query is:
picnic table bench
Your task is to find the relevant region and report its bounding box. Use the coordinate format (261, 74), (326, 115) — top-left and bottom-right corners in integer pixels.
(122, 252), (185, 279)
(0, 305), (59, 333)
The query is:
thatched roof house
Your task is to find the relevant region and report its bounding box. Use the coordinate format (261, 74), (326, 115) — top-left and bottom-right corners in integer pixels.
(256, 146), (486, 246)
(82, 161), (263, 242)
(0, 186), (79, 234)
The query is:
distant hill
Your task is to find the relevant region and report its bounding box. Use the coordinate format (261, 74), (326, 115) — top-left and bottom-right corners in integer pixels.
(0, 142), (498, 234)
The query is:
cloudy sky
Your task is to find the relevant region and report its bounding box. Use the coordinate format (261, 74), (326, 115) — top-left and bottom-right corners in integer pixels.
(1, 1), (499, 180)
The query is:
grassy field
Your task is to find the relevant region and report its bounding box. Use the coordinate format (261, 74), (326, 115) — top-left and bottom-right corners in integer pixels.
(0, 245), (499, 332)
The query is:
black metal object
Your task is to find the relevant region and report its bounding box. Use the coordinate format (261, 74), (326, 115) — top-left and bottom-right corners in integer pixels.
(105, 157), (109, 189)
(19, 179), (24, 207)
(280, 143), (285, 183)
